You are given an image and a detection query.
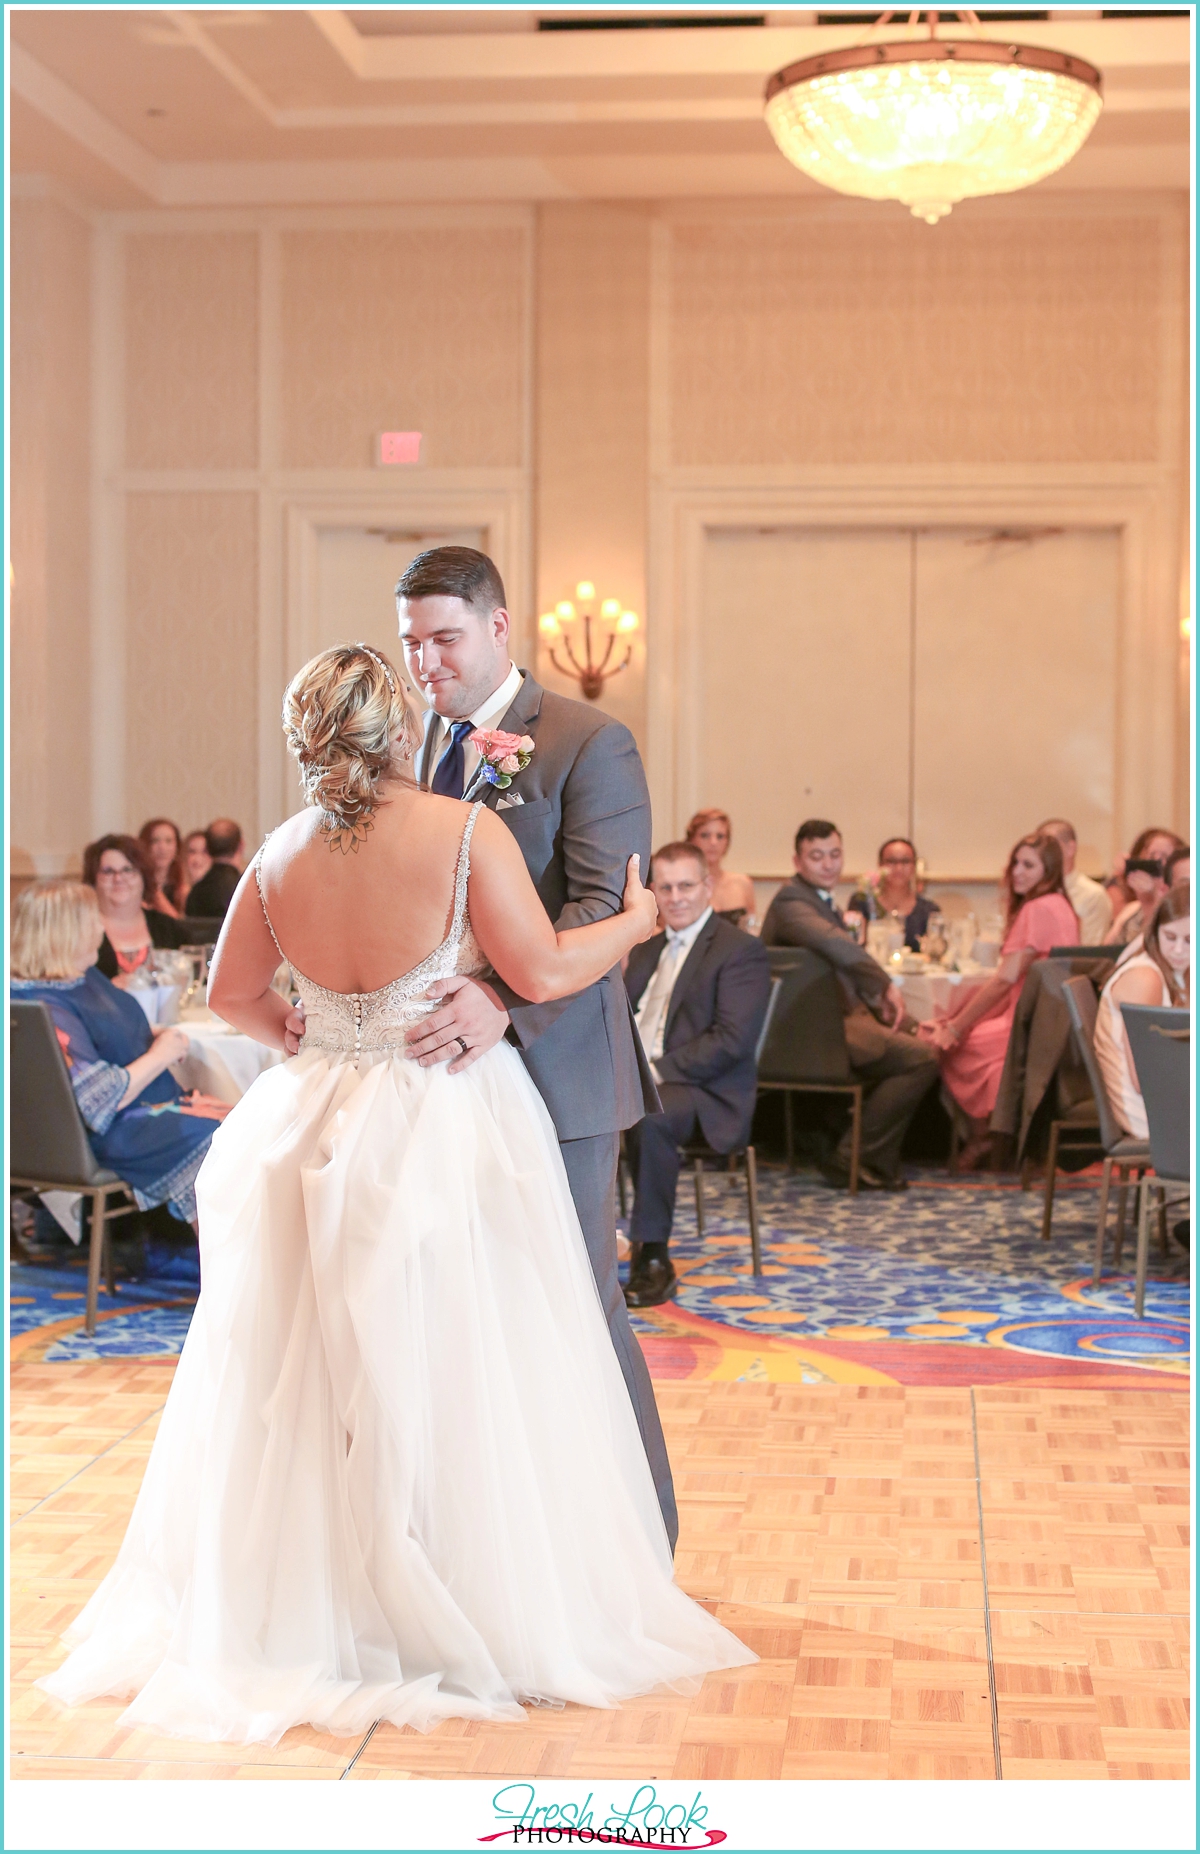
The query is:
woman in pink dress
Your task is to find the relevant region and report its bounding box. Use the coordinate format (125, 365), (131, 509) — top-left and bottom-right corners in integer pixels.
(921, 832), (1079, 1169)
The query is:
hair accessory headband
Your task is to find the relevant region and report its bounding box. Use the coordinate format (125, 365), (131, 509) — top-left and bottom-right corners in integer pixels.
(356, 643), (397, 694)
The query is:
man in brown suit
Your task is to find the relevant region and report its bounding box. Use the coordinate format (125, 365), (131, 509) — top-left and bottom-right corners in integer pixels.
(760, 818), (938, 1190)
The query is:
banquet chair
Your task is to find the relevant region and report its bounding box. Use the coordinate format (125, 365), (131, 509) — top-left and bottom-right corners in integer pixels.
(1121, 1004), (1190, 1318)
(1061, 978), (1151, 1278)
(756, 949), (863, 1194)
(9, 1001), (140, 1337)
(676, 975), (783, 1276)
(1012, 956), (1105, 1239)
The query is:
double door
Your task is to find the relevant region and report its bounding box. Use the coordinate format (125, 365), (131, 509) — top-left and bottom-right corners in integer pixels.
(693, 524), (1119, 878)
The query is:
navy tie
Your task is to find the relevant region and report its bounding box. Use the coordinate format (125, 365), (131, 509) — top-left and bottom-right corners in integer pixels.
(430, 720), (474, 799)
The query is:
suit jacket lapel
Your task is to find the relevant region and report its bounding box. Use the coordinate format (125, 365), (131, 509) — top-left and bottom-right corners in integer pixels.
(416, 710), (442, 792)
(796, 876), (847, 933)
(626, 933), (666, 1010)
(664, 915), (718, 1042)
(462, 670), (544, 805)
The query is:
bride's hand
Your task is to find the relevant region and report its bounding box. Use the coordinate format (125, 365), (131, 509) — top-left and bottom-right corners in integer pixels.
(622, 854), (659, 943)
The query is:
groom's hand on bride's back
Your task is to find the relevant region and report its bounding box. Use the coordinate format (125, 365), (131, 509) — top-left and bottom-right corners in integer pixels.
(283, 1000), (306, 1055)
(406, 976), (511, 1073)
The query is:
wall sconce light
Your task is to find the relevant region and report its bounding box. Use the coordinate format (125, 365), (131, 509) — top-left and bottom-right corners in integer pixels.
(538, 580), (640, 701)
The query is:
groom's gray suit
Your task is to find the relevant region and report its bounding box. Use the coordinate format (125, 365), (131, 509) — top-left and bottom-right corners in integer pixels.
(417, 672), (678, 1550)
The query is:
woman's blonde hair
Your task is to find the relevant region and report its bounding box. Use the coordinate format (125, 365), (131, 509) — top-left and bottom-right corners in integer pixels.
(12, 880), (102, 980)
(282, 644), (419, 831)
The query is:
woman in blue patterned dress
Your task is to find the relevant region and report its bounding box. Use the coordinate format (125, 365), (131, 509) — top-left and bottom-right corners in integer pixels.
(11, 880), (226, 1223)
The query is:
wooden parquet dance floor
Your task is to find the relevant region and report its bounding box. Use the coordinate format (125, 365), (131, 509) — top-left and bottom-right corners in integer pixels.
(10, 1360), (1190, 1782)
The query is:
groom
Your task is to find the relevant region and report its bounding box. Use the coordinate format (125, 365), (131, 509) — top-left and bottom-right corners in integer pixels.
(398, 545), (677, 1550)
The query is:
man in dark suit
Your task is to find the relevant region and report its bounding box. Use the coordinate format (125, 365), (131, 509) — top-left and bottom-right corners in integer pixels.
(183, 818), (244, 922)
(389, 545), (677, 1550)
(761, 818), (938, 1190)
(623, 841), (772, 1308)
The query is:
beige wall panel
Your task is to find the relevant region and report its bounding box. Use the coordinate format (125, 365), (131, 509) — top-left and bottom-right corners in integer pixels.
(124, 493), (258, 839)
(10, 196), (91, 872)
(125, 233), (259, 470)
(695, 528), (913, 878)
(668, 215), (1161, 467)
(280, 229), (527, 470)
(912, 527), (1120, 879)
(535, 203), (651, 746)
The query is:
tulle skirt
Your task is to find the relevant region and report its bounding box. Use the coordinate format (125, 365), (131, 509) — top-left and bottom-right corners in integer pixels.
(38, 1040), (753, 1745)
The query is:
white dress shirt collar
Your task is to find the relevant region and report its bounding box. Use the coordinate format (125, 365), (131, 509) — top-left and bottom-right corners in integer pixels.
(664, 905), (713, 953)
(467, 660), (524, 732)
(423, 662), (525, 793)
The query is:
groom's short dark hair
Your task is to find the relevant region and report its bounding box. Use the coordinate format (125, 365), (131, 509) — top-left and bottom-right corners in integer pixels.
(794, 818), (840, 852)
(395, 546), (507, 616)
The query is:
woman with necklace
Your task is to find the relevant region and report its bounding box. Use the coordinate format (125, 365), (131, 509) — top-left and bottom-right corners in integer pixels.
(83, 835), (190, 980)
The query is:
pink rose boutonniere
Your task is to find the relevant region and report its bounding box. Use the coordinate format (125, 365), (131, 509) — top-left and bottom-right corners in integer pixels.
(469, 728), (535, 790)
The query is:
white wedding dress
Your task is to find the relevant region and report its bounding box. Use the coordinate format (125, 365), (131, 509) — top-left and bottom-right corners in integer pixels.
(39, 805), (753, 1745)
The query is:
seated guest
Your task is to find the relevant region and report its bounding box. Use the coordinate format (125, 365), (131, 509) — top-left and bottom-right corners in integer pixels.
(760, 819), (939, 1191)
(178, 828), (212, 916)
(623, 842), (771, 1307)
(1109, 827), (1185, 942)
(83, 834), (190, 981)
(11, 881), (226, 1227)
(1095, 884), (1189, 1138)
(1037, 817), (1113, 945)
(921, 832), (1079, 1168)
(184, 818), (245, 922)
(138, 817), (184, 917)
(1115, 841), (1191, 967)
(847, 837), (939, 952)
(686, 809), (759, 931)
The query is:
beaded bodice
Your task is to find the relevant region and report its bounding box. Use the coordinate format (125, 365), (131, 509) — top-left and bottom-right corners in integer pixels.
(255, 803), (486, 1060)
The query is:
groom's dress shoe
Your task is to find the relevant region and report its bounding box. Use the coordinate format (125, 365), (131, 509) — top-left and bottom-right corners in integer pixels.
(623, 1256), (677, 1309)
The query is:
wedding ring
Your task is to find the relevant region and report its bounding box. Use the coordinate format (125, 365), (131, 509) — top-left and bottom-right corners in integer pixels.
(455, 1036), (469, 1056)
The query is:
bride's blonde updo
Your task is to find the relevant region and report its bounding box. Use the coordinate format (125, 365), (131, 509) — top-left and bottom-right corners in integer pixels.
(283, 644), (420, 832)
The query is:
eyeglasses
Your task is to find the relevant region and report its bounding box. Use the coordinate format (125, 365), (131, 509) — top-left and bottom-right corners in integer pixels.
(97, 864), (138, 882)
(882, 855), (916, 867)
(655, 880), (705, 897)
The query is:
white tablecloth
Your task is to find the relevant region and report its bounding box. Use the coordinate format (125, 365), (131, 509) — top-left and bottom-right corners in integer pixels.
(892, 968), (988, 1024)
(172, 1013), (284, 1106)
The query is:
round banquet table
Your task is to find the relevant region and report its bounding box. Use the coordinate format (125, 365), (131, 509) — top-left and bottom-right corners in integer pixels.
(172, 1011), (285, 1106)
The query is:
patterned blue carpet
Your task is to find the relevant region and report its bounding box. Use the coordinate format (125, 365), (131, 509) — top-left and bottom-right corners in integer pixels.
(11, 1166), (1191, 1381)
(617, 1166), (1191, 1383)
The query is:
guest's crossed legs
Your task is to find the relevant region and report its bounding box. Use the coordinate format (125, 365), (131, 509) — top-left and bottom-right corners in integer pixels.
(840, 1009), (940, 1180)
(559, 1131), (680, 1554)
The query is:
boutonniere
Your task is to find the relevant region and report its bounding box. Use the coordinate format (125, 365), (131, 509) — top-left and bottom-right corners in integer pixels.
(469, 728), (535, 789)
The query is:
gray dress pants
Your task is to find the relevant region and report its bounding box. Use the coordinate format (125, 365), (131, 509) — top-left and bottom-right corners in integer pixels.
(559, 1131), (679, 1554)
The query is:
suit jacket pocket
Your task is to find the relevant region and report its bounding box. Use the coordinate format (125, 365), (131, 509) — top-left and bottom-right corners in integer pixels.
(497, 794), (553, 827)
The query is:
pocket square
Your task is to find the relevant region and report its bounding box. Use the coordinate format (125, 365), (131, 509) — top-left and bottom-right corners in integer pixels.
(496, 794), (525, 810)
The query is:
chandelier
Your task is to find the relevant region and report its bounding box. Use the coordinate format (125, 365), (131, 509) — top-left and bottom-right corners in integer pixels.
(764, 12), (1103, 225)
(539, 582), (640, 701)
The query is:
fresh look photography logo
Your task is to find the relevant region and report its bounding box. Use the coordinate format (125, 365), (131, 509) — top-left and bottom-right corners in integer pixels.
(479, 1784), (727, 1847)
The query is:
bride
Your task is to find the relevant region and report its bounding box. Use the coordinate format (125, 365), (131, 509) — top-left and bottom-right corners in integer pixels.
(39, 643), (753, 1746)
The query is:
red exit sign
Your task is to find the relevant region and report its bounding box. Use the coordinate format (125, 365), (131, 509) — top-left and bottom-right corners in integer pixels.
(377, 431), (422, 465)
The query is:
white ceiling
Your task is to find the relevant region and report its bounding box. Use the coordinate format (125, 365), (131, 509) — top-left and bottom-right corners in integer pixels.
(9, 5), (1191, 209)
